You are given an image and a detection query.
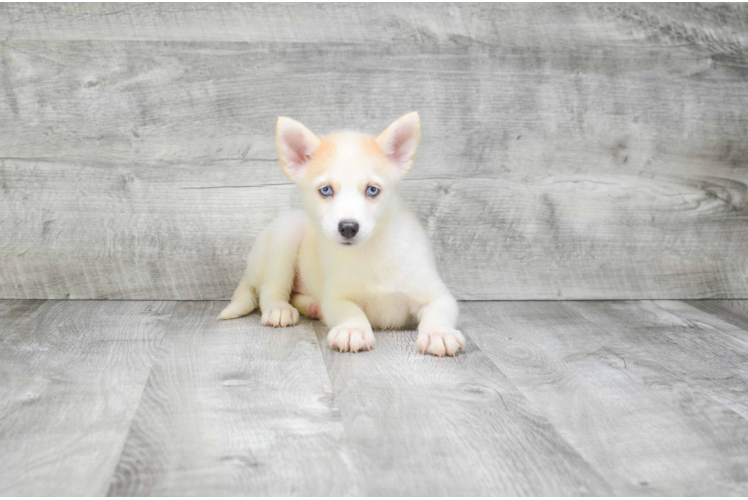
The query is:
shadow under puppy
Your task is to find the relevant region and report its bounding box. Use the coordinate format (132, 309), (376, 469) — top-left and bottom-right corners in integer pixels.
(220, 112), (464, 357)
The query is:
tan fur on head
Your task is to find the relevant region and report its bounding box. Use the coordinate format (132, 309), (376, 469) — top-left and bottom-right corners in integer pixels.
(276, 112), (421, 181)
(275, 114), (422, 249)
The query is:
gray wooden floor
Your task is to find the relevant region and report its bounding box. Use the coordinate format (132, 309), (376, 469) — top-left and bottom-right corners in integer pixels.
(1, 300), (747, 496)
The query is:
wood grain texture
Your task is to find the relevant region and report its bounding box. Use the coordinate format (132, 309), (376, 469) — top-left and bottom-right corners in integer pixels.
(4, 3), (740, 45)
(3, 299), (748, 494)
(312, 321), (612, 495)
(4, 157), (746, 301)
(0, 299), (173, 496)
(462, 300), (748, 495)
(108, 302), (356, 496)
(1, 4), (748, 300)
(685, 300), (748, 332)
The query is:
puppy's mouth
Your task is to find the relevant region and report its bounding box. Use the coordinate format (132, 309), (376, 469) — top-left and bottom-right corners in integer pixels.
(341, 241), (354, 246)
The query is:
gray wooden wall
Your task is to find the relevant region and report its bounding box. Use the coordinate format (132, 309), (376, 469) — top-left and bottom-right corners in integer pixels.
(1, 3), (747, 300)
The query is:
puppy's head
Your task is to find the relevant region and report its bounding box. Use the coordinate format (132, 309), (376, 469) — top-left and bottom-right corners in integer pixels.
(276, 112), (421, 249)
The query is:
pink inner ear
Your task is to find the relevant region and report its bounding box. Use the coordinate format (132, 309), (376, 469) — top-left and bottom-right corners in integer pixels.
(280, 127), (313, 173)
(383, 122), (418, 171)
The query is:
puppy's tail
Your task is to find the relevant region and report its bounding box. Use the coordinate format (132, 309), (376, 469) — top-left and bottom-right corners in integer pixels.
(219, 275), (257, 320)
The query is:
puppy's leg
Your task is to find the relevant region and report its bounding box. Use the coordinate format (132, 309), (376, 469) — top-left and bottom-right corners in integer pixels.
(259, 273), (299, 327)
(323, 300), (374, 353)
(220, 211), (303, 327)
(257, 213), (305, 328)
(416, 295), (465, 357)
(291, 293), (323, 320)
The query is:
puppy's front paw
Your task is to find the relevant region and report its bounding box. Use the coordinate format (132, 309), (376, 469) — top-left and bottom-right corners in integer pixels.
(417, 327), (465, 357)
(261, 303), (299, 327)
(328, 323), (374, 353)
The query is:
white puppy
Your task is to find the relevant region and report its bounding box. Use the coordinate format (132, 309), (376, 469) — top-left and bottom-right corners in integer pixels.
(219, 112), (464, 357)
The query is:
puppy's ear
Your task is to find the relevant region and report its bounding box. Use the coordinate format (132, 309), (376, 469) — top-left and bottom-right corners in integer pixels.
(376, 112), (421, 174)
(276, 117), (321, 180)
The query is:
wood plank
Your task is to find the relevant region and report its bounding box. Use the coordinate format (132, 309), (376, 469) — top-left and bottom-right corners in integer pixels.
(312, 322), (612, 495)
(652, 299), (748, 368)
(593, 300), (748, 419)
(6, 3), (743, 46)
(1, 3), (747, 301)
(461, 301), (748, 495)
(0, 299), (174, 496)
(0, 158), (296, 300)
(2, 40), (747, 165)
(685, 300), (748, 332)
(2, 156), (746, 300)
(108, 302), (356, 496)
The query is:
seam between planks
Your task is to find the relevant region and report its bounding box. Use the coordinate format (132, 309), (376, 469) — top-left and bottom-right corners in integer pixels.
(308, 321), (364, 496)
(102, 300), (179, 496)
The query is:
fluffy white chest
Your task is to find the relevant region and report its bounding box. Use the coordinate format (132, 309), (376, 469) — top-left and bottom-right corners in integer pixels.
(297, 221), (424, 329)
(357, 291), (418, 329)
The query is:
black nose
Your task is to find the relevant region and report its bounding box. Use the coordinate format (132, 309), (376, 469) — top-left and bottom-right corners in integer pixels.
(338, 220), (359, 239)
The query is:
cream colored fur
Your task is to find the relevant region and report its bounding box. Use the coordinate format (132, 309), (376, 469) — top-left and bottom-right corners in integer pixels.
(219, 112), (464, 357)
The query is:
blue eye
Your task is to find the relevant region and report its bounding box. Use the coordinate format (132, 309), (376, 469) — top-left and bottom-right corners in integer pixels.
(366, 185), (380, 197)
(319, 185), (333, 197)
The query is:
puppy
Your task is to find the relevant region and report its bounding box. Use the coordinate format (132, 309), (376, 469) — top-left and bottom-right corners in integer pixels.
(219, 112), (464, 357)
